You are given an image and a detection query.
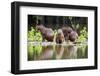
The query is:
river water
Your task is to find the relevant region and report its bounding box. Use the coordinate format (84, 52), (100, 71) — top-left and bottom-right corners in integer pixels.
(28, 42), (88, 61)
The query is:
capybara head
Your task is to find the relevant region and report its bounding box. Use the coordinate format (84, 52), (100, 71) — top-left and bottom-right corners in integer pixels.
(36, 25), (45, 31)
(61, 26), (73, 34)
(61, 26), (73, 41)
(36, 25), (46, 35)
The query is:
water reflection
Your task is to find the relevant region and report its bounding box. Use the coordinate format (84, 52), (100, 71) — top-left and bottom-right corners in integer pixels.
(28, 43), (88, 61)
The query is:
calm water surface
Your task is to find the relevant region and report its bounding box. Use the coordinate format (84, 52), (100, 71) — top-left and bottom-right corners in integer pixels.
(28, 42), (88, 61)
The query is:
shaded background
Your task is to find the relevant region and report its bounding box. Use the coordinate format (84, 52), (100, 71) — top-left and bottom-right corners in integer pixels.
(28, 15), (88, 35)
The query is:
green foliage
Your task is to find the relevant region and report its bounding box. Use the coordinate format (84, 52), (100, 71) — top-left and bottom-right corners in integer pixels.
(28, 44), (42, 60)
(77, 27), (88, 42)
(28, 44), (34, 60)
(28, 27), (43, 42)
(77, 45), (88, 58)
(76, 24), (80, 29)
(34, 45), (42, 54)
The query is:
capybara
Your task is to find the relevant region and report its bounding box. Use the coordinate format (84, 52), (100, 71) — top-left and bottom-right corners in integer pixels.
(61, 26), (73, 41)
(56, 29), (65, 44)
(61, 26), (78, 42)
(36, 25), (54, 42)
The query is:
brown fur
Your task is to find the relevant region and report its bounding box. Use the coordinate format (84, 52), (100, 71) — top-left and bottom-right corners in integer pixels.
(36, 25), (54, 42)
(69, 31), (78, 42)
(56, 29), (65, 44)
(61, 26), (73, 41)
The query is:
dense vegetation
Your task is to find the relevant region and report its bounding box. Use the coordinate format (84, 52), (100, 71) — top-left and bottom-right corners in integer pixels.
(28, 27), (43, 42)
(28, 15), (88, 43)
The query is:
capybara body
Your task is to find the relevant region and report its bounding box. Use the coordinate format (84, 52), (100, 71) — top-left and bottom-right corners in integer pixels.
(36, 25), (54, 42)
(69, 31), (78, 42)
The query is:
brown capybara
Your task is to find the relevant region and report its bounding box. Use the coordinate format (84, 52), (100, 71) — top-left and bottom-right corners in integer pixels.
(56, 29), (65, 44)
(36, 25), (54, 42)
(61, 26), (73, 41)
(69, 31), (78, 42)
